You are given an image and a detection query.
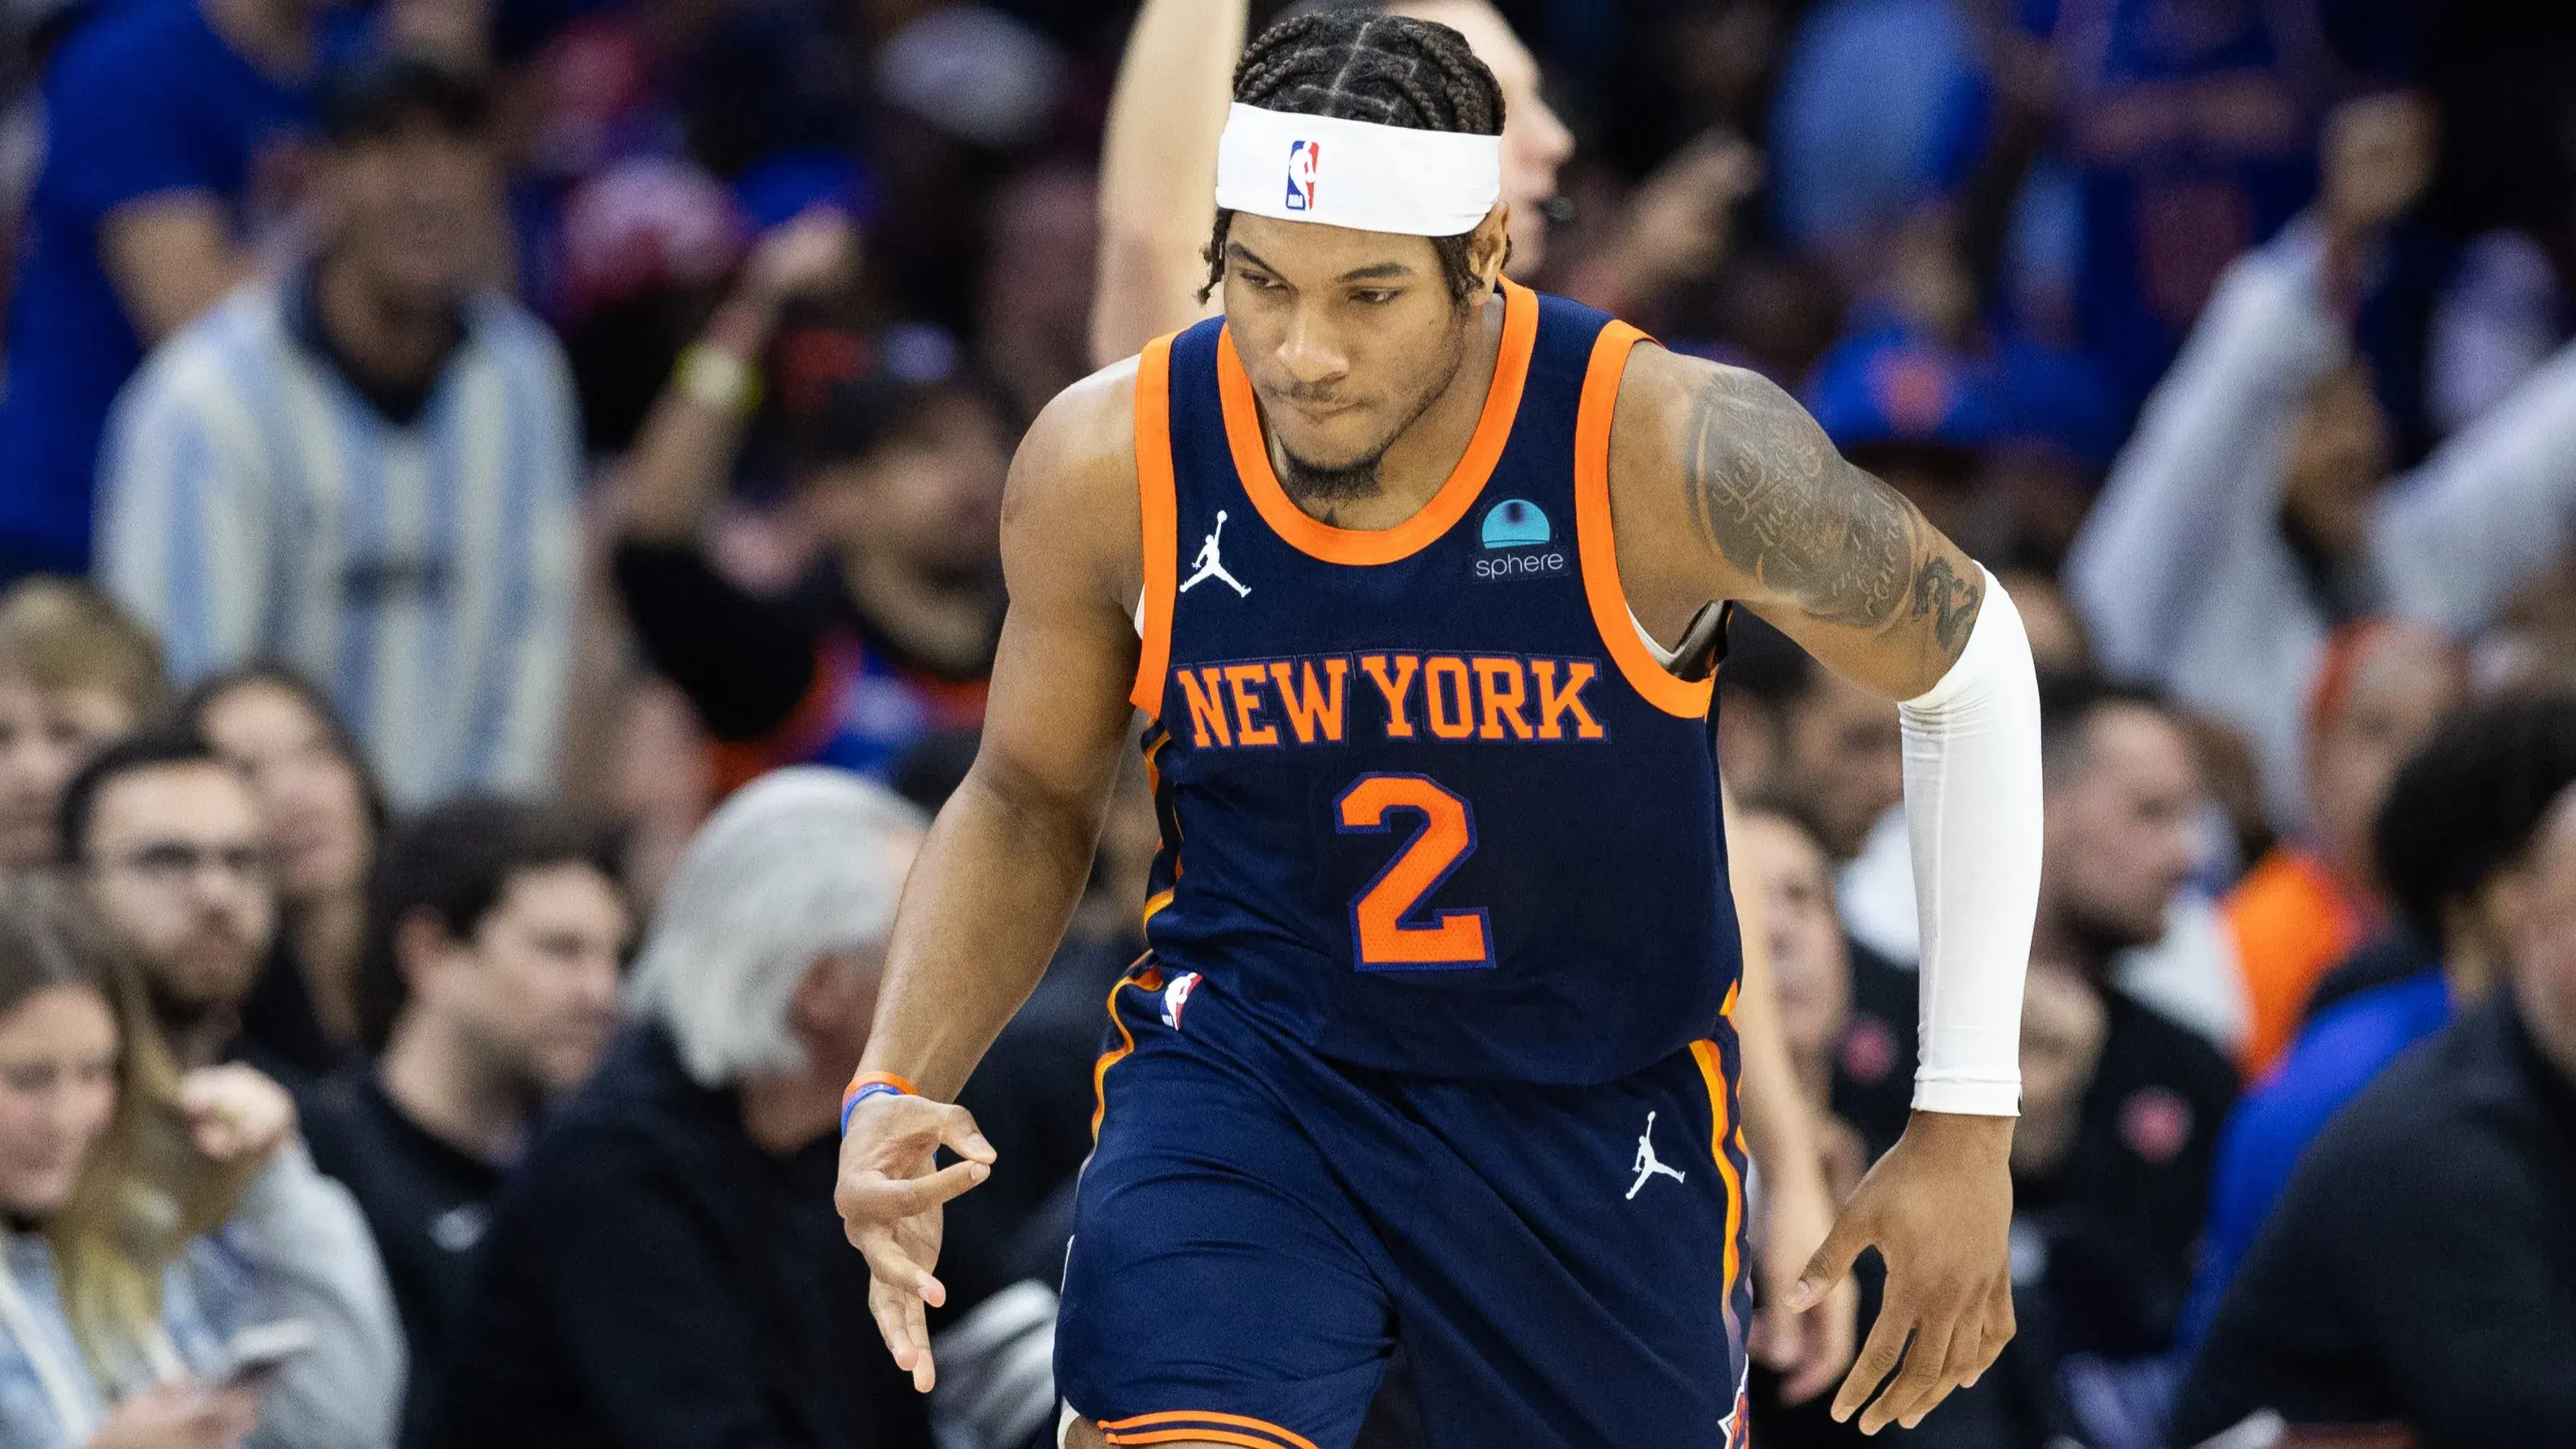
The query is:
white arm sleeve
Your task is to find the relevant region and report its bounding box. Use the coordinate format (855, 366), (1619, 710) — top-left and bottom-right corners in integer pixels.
(1899, 567), (2042, 1116)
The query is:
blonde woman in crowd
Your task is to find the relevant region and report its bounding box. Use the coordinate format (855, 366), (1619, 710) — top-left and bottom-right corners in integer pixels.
(0, 874), (401, 1449)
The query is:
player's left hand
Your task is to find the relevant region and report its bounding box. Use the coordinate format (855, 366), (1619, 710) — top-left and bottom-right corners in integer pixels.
(1786, 1110), (2014, 1434)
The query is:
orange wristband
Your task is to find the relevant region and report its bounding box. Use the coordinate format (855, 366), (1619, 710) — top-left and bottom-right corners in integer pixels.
(840, 1069), (920, 1134)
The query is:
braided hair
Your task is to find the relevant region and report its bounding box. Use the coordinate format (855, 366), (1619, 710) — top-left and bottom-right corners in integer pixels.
(1202, 10), (1508, 306)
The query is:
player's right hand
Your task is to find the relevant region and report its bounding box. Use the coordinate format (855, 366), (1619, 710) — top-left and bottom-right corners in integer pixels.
(834, 1091), (996, 1394)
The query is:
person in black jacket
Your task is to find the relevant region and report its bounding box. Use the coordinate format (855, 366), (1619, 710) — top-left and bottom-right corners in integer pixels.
(421, 769), (1034, 1449)
(2173, 782), (2576, 1448)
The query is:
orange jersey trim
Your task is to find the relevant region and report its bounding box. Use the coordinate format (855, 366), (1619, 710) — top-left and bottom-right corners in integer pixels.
(1690, 1029), (1746, 1297)
(1573, 322), (1714, 720)
(1099, 1410), (1321, 1449)
(1213, 280), (1538, 567)
(1131, 335), (1181, 713)
(1088, 965), (1163, 1141)
(1104, 1431), (1301, 1449)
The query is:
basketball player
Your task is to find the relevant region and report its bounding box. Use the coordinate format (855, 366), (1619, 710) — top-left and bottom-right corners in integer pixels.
(837, 15), (2042, 1447)
(1097, 0), (1859, 1406)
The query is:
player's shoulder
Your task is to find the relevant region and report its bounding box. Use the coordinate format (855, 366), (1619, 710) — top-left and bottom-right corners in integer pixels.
(1001, 354), (1147, 601)
(1609, 340), (1812, 448)
(1012, 353), (1141, 504)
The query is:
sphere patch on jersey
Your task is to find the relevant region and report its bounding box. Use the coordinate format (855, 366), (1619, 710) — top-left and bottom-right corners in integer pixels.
(1480, 497), (1551, 548)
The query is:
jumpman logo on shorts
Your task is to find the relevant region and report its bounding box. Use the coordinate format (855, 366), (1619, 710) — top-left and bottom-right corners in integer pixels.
(1180, 511), (1251, 597)
(1627, 1111), (1687, 1200)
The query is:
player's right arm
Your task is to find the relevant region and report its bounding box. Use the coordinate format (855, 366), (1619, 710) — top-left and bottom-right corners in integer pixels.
(834, 359), (1147, 1394)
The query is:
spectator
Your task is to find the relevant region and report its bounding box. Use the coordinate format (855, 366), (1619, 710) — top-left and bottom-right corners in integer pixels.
(613, 214), (1008, 795)
(2180, 692), (2576, 1352)
(304, 796), (628, 1438)
(58, 733), (278, 1075)
(2063, 96), (2437, 828)
(2172, 781), (2576, 1447)
(2218, 619), (2466, 1079)
(1731, 802), (1888, 1443)
(183, 667), (387, 1081)
(2064, 97), (2421, 815)
(0, 0), (359, 581)
(96, 57), (580, 810)
(2014, 680), (2237, 1376)
(0, 871), (401, 1449)
(1731, 803), (1868, 1200)
(2018, 0), (2344, 407)
(421, 769), (949, 1449)
(0, 578), (165, 870)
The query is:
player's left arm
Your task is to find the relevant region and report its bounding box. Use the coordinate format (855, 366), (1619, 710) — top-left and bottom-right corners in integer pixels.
(1610, 344), (2042, 1434)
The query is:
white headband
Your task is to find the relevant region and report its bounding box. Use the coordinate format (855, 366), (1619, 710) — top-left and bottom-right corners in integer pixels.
(1212, 102), (1501, 238)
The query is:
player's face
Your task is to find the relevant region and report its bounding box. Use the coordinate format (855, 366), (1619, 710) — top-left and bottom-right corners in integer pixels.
(1221, 214), (1503, 486)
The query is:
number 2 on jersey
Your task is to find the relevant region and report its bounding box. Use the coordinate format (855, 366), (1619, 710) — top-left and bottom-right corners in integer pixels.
(1334, 773), (1494, 971)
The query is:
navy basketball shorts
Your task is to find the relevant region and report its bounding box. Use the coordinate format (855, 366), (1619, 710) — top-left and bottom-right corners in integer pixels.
(1056, 960), (1754, 1448)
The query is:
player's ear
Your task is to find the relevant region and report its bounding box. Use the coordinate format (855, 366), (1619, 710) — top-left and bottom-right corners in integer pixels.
(1469, 204), (1510, 291)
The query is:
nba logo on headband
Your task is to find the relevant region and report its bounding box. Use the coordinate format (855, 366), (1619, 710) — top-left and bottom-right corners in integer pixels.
(1285, 140), (1319, 212)
(1217, 104), (1500, 236)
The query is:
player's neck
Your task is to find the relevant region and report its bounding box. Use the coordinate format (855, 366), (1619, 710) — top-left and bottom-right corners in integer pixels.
(1272, 290), (1504, 532)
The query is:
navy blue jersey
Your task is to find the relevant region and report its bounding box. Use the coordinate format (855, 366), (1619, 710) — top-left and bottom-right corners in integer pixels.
(1127, 280), (1742, 1085)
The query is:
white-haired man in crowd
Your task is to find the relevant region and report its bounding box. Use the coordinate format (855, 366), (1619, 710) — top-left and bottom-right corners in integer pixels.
(413, 769), (1048, 1449)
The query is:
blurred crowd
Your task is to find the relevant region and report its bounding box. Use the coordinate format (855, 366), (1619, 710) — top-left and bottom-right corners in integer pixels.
(0, 0), (2574, 1447)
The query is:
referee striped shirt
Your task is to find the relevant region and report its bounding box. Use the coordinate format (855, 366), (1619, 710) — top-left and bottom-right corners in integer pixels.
(95, 275), (581, 808)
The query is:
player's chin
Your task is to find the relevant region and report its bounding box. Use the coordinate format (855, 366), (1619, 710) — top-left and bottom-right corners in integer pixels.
(1273, 413), (1383, 465)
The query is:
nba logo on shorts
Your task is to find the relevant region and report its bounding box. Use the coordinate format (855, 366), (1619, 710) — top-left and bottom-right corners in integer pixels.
(1285, 140), (1320, 211)
(1160, 971), (1202, 1029)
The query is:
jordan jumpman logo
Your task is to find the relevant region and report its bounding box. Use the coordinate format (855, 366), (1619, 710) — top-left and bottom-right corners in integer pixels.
(1179, 511), (1251, 597)
(1627, 1112), (1688, 1200)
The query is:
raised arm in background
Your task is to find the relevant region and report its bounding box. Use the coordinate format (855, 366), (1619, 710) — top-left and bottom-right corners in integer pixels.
(619, 212), (858, 546)
(609, 212), (863, 742)
(1087, 0), (1245, 367)
(2066, 94), (2433, 680)
(99, 200), (258, 346)
(1608, 338), (2044, 1433)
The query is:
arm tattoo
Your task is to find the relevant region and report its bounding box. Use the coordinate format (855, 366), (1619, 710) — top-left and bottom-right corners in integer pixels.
(1683, 367), (1983, 662)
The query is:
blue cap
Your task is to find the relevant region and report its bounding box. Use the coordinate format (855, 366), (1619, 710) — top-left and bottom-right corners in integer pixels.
(1805, 327), (2006, 454)
(1806, 323), (2124, 469)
